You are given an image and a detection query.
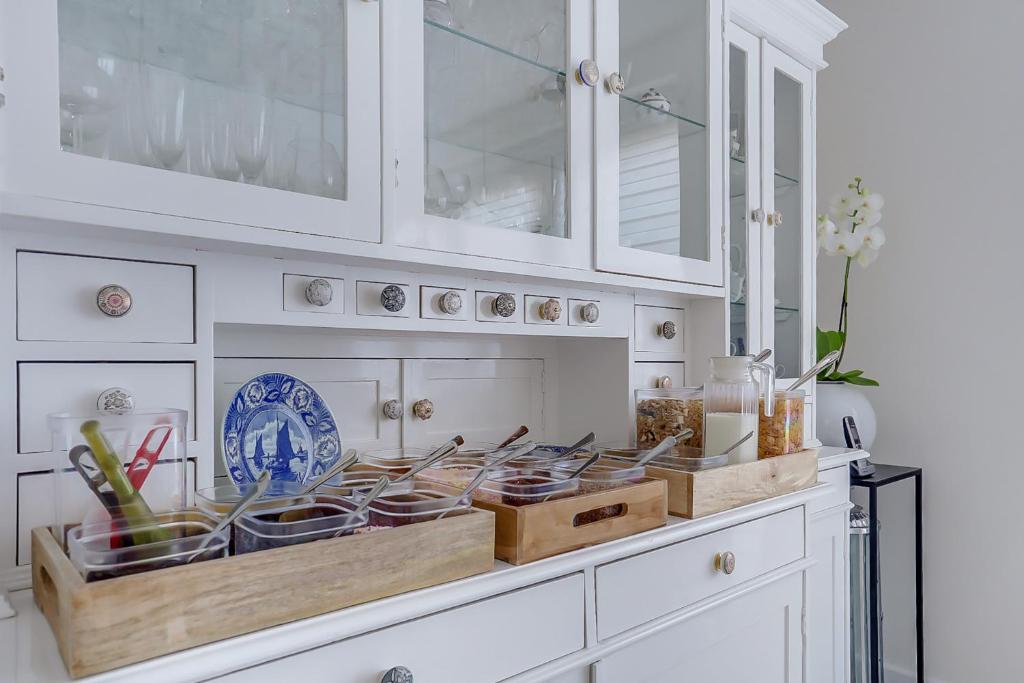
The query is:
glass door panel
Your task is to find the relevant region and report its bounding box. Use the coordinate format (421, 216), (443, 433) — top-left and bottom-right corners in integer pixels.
(57, 0), (348, 200)
(728, 43), (748, 356)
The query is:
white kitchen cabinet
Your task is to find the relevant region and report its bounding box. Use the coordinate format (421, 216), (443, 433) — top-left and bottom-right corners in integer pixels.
(0, 0), (380, 241)
(591, 571), (804, 682)
(807, 505), (851, 683)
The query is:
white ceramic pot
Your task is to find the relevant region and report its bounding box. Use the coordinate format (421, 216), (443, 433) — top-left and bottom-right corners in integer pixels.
(816, 382), (876, 450)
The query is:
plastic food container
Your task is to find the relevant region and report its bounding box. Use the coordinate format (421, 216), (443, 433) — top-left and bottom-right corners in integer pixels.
(635, 388), (704, 450)
(68, 509), (228, 581)
(551, 458), (646, 493)
(599, 445), (729, 473)
(318, 469), (410, 497)
(758, 390), (805, 458)
(195, 479), (313, 516)
(366, 480), (475, 528)
(358, 447), (436, 474)
(474, 469), (579, 507)
(234, 495), (369, 553)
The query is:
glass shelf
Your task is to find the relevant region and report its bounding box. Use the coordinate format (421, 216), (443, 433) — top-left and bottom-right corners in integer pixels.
(619, 94), (706, 138)
(730, 301), (800, 314)
(425, 20), (566, 77)
(728, 156), (799, 199)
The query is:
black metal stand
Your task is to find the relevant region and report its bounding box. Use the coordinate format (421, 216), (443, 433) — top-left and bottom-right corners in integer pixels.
(851, 464), (924, 683)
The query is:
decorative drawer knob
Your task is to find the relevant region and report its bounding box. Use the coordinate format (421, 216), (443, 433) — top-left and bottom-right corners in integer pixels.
(768, 209), (783, 227)
(605, 71), (625, 95)
(439, 290), (463, 315)
(412, 399), (434, 420)
(580, 302), (600, 324)
(97, 387), (134, 415)
(576, 59), (600, 87)
(382, 400), (403, 421)
(380, 285), (406, 312)
(656, 375), (672, 389)
(492, 293), (516, 318)
(381, 667), (413, 683)
(96, 284), (133, 318)
(715, 551), (736, 575)
(751, 208), (765, 223)
(304, 278), (333, 307)
(658, 320), (677, 340)
(538, 298), (562, 322)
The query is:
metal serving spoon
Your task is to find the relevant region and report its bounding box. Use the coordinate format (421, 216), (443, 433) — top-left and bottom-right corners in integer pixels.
(496, 425), (529, 448)
(331, 475), (392, 537)
(299, 449), (359, 495)
(393, 435), (465, 484)
(789, 350), (841, 391)
(721, 431), (755, 459)
(188, 469), (271, 563)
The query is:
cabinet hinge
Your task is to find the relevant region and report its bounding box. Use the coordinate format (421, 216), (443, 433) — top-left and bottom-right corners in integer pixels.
(394, 151), (399, 189)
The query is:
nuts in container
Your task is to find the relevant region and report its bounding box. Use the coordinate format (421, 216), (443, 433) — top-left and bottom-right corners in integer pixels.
(758, 390), (805, 458)
(635, 388), (704, 450)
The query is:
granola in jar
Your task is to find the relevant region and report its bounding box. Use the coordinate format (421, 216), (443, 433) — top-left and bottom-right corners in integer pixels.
(758, 391), (805, 457)
(635, 388), (704, 449)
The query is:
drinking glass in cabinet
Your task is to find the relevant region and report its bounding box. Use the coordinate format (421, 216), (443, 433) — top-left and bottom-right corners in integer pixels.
(56, 0), (348, 200)
(423, 0), (568, 236)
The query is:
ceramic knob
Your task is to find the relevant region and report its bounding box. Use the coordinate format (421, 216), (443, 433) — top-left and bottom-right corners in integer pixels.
(380, 285), (406, 312)
(715, 551), (736, 575)
(605, 71), (625, 95)
(580, 302), (600, 324)
(96, 284), (132, 318)
(751, 208), (765, 223)
(659, 320), (677, 340)
(539, 298), (562, 322)
(381, 667), (413, 683)
(439, 290), (463, 315)
(304, 278), (333, 307)
(412, 399), (434, 420)
(97, 387), (134, 415)
(382, 400), (403, 420)
(771, 209), (783, 227)
(576, 59), (599, 87)
(492, 293), (516, 318)
(656, 375), (672, 389)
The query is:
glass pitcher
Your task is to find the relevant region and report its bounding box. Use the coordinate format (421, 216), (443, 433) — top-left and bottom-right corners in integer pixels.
(703, 356), (775, 463)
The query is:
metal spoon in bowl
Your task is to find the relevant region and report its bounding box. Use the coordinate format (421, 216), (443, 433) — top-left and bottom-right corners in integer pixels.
(332, 475), (392, 537)
(636, 428), (695, 467)
(721, 431), (755, 460)
(496, 425), (529, 448)
(393, 435), (465, 484)
(188, 469), (271, 563)
(299, 449), (359, 495)
(561, 432), (596, 460)
(788, 350), (841, 392)
(753, 348), (772, 363)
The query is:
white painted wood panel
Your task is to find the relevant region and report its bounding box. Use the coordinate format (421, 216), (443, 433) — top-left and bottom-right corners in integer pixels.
(632, 361), (685, 390)
(17, 362), (196, 453)
(809, 463), (850, 514)
(16, 251), (194, 344)
(594, 506), (804, 639)
(633, 304), (685, 354)
(807, 506), (850, 683)
(216, 574), (585, 683)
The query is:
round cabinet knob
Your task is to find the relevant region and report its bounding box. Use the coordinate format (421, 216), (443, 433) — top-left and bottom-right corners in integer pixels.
(656, 375), (672, 389)
(538, 298), (562, 322)
(576, 59), (600, 87)
(304, 278), (333, 307)
(97, 387), (134, 415)
(412, 399), (434, 421)
(751, 208), (765, 223)
(658, 320), (677, 340)
(439, 290), (463, 315)
(382, 399), (403, 421)
(605, 71), (625, 95)
(381, 667), (413, 683)
(580, 302), (600, 324)
(380, 285), (406, 313)
(492, 293), (517, 318)
(715, 551), (737, 575)
(769, 210), (783, 227)
(96, 284), (133, 318)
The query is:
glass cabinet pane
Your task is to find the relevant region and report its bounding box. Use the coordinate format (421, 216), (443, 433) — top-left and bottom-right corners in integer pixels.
(57, 0), (347, 200)
(728, 44), (748, 356)
(617, 0), (708, 259)
(423, 1), (568, 237)
(773, 70), (803, 379)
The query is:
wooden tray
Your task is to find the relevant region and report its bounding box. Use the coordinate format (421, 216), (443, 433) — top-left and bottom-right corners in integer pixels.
(641, 448), (818, 518)
(32, 509), (495, 679)
(469, 478), (667, 565)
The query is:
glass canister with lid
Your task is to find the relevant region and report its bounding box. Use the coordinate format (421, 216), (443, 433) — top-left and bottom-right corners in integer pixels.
(703, 356), (774, 463)
(635, 387), (704, 450)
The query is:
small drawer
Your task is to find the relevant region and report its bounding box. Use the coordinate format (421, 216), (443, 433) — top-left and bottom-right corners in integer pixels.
(16, 251), (195, 343)
(217, 573), (585, 683)
(810, 463), (850, 514)
(634, 304), (685, 354)
(355, 281), (411, 318)
(567, 298), (601, 327)
(475, 290), (521, 323)
(594, 507), (804, 639)
(525, 294), (566, 325)
(283, 274), (344, 314)
(420, 286), (469, 321)
(633, 361), (685, 390)
(17, 362), (196, 453)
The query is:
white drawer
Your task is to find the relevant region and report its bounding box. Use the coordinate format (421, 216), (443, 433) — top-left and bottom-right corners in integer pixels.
(475, 290), (522, 323)
(594, 507), (805, 639)
(16, 460), (195, 566)
(810, 464), (850, 514)
(16, 251), (194, 343)
(283, 274), (345, 314)
(217, 573), (585, 683)
(17, 362), (196, 453)
(356, 281), (411, 317)
(567, 298), (601, 327)
(524, 294), (566, 325)
(633, 361), (685, 390)
(419, 285), (469, 321)
(634, 304), (685, 354)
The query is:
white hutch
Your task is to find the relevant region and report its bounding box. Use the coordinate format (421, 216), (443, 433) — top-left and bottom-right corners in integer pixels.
(0, 0), (853, 681)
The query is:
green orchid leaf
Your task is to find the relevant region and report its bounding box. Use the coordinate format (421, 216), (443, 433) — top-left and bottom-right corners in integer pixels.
(844, 375), (880, 387)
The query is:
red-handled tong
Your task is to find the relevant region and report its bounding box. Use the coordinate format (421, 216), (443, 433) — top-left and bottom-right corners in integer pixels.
(127, 425), (172, 490)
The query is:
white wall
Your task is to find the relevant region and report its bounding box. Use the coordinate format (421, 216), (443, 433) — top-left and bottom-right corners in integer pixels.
(817, 2), (1024, 681)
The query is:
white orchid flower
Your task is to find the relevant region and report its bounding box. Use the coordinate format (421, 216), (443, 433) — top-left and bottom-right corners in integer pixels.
(863, 225), (886, 250)
(835, 229), (865, 257)
(856, 247), (879, 268)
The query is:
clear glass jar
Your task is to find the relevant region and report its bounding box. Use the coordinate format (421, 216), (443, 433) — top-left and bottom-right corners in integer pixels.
(635, 387), (704, 449)
(758, 390), (805, 458)
(703, 356), (774, 463)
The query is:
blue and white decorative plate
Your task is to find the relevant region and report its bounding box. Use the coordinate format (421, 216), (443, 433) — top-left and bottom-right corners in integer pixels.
(222, 372), (341, 485)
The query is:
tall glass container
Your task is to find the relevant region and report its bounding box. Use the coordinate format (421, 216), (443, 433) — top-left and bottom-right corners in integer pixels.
(703, 356), (774, 463)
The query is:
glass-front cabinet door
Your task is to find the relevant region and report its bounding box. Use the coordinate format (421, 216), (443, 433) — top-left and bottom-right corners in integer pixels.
(593, 0), (722, 285)
(388, 0), (592, 268)
(0, 0), (380, 240)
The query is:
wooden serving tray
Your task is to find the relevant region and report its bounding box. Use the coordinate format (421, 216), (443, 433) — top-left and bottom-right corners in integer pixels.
(468, 478), (667, 565)
(32, 509), (495, 679)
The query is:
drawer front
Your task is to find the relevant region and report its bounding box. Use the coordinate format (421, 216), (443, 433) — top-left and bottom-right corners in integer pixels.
(810, 464), (850, 514)
(475, 290), (522, 323)
(17, 460), (195, 566)
(356, 281), (411, 318)
(217, 573), (585, 683)
(420, 286), (470, 321)
(283, 274), (345, 314)
(524, 294), (566, 325)
(595, 507), (805, 639)
(17, 251), (194, 343)
(18, 362), (196, 454)
(633, 361), (685, 390)
(634, 305), (685, 354)
(567, 298), (601, 328)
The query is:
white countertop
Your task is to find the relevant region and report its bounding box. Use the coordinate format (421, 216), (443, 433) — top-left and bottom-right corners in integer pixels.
(0, 447), (863, 683)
